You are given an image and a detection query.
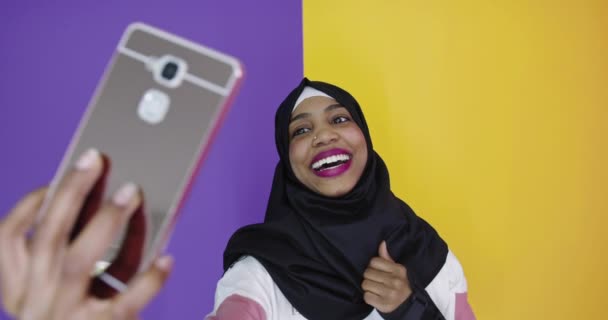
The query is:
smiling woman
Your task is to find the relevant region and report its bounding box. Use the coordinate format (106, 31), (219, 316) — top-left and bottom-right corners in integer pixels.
(216, 78), (475, 320)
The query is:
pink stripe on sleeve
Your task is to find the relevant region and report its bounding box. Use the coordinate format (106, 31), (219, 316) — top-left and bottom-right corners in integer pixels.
(455, 292), (475, 320)
(206, 294), (267, 320)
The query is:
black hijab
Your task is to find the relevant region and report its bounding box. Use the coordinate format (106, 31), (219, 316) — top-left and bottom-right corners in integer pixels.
(224, 78), (448, 319)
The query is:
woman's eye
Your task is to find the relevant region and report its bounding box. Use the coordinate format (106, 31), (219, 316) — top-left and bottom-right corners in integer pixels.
(333, 116), (350, 124)
(292, 127), (310, 137)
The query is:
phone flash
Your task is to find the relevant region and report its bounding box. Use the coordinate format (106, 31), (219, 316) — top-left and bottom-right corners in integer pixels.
(138, 88), (170, 124)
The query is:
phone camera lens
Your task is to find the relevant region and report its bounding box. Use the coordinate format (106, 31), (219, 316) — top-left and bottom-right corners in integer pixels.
(161, 62), (179, 80)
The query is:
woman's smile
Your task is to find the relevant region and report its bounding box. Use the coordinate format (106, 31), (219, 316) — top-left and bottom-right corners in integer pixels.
(310, 148), (352, 177)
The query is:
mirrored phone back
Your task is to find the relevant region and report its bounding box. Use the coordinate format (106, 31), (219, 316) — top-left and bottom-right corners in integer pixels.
(48, 23), (243, 289)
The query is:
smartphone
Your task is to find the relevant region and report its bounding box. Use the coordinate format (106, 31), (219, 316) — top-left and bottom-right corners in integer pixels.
(42, 22), (243, 296)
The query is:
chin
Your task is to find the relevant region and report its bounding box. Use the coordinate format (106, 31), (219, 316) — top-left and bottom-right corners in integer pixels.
(317, 184), (355, 198)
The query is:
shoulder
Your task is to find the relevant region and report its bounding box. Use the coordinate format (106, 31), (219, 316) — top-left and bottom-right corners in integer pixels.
(427, 250), (468, 293)
(224, 255), (271, 278)
(210, 256), (307, 320)
(207, 256), (274, 319)
(215, 256), (274, 304)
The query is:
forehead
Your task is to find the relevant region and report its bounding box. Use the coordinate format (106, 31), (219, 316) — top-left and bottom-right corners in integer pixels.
(291, 96), (346, 116)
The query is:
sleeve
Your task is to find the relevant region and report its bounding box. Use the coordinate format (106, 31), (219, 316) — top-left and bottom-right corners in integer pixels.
(205, 256), (273, 320)
(424, 250), (476, 320)
(379, 250), (475, 320)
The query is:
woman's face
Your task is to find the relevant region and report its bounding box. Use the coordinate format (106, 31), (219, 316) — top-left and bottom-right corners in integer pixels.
(288, 96), (368, 197)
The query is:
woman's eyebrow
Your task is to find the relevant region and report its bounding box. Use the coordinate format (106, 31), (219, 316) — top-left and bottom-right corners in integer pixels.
(324, 104), (344, 112)
(290, 112), (310, 123)
(290, 104), (345, 123)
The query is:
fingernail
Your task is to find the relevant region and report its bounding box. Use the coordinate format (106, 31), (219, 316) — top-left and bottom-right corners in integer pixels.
(75, 148), (99, 170)
(155, 255), (174, 271)
(112, 182), (137, 207)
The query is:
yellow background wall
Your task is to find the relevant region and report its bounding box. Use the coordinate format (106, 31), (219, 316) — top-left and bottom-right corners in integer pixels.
(304, 1), (608, 319)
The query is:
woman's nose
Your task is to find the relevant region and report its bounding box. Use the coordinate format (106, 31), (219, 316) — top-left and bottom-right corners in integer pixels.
(312, 128), (338, 146)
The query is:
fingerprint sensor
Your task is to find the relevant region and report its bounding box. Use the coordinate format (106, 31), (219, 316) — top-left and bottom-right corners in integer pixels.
(138, 89), (170, 124)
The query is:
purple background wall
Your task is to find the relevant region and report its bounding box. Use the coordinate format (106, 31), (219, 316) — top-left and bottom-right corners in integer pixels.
(0, 1), (302, 318)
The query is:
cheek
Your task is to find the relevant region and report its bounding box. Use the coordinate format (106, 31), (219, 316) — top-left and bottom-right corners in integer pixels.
(344, 127), (368, 157)
(288, 140), (308, 172)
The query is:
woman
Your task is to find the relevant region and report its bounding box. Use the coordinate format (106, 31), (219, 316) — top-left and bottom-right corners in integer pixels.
(0, 79), (474, 320)
(209, 79), (474, 320)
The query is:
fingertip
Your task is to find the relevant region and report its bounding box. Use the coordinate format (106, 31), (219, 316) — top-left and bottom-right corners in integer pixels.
(2, 186), (49, 233)
(74, 148), (101, 171)
(31, 186), (49, 198)
(378, 240), (387, 255)
(154, 255), (174, 273)
(378, 241), (395, 263)
(112, 183), (139, 208)
(17, 187), (48, 210)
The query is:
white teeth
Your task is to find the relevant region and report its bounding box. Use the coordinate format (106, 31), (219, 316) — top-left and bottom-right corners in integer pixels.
(312, 154), (351, 170)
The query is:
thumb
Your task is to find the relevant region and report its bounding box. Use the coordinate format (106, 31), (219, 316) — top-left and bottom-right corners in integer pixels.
(378, 241), (394, 262)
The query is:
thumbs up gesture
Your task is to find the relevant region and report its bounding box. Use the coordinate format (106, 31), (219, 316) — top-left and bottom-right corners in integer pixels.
(362, 241), (412, 313)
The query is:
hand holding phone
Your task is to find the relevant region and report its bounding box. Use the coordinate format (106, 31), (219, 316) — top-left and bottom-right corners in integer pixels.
(41, 23), (243, 295)
(0, 149), (172, 319)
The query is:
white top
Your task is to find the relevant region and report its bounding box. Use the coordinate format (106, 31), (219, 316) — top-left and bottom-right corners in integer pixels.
(206, 250), (474, 320)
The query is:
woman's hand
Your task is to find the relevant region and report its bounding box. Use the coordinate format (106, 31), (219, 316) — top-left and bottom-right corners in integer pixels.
(362, 241), (411, 313)
(0, 149), (172, 320)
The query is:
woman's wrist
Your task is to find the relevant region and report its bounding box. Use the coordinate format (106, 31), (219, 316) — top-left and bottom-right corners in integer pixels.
(378, 289), (445, 320)
(378, 291), (421, 320)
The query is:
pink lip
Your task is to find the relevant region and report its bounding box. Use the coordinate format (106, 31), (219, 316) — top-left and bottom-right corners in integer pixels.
(311, 148), (352, 178)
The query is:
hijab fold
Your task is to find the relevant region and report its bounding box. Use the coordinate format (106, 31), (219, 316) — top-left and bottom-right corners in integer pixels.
(224, 78), (448, 320)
